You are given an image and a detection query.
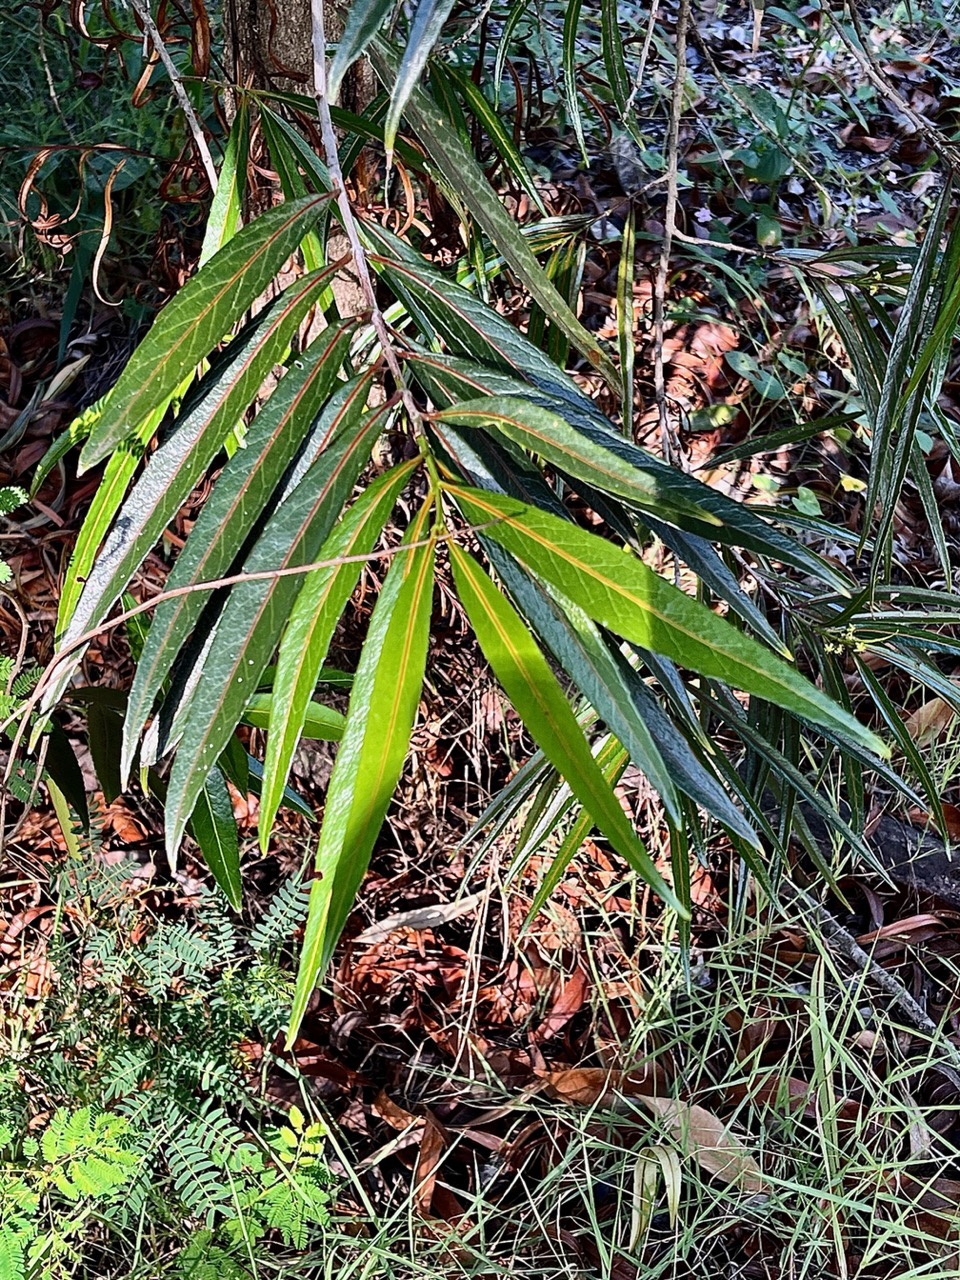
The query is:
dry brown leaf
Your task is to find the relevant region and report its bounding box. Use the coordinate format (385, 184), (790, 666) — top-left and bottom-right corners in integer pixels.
(536, 1064), (661, 1106)
(904, 696), (958, 748)
(639, 1097), (768, 1194)
(413, 1113), (448, 1217)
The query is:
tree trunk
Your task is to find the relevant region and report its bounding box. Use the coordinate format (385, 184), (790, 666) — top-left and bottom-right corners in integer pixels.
(223, 0), (376, 117)
(222, 0), (377, 319)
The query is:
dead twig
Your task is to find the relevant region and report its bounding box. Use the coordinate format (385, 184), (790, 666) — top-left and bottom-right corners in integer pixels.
(652, 0), (690, 469)
(128, 0), (217, 190)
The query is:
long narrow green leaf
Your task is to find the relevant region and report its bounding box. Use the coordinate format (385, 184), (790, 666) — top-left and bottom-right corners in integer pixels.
(617, 205), (636, 414)
(601, 0), (633, 114)
(435, 394), (723, 530)
(449, 540), (685, 914)
(481, 540), (684, 828)
(368, 41), (619, 385)
(487, 538), (759, 844)
(526, 740), (629, 922)
(56, 389), (180, 637)
(439, 64), (547, 216)
(449, 485), (888, 757)
(412, 350), (852, 591)
(81, 193), (331, 467)
(189, 765), (242, 910)
(562, 0), (587, 161)
(328, 0), (397, 104)
(199, 102), (249, 267)
(383, 0), (458, 164)
(120, 324), (358, 783)
(162, 400), (394, 855)
(260, 459), (418, 848)
(44, 269), (338, 715)
(289, 505), (437, 1039)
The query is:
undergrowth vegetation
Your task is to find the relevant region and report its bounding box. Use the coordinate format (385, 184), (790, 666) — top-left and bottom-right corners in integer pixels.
(5, 0), (960, 1275)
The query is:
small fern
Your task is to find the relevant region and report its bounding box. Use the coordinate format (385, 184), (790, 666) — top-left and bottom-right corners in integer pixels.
(249, 875), (311, 957)
(0, 486), (26, 585)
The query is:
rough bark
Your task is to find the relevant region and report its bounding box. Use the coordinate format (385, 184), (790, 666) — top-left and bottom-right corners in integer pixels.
(222, 0), (377, 319)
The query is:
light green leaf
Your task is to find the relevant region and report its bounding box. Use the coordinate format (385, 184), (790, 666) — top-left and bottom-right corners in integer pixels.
(241, 693), (345, 741)
(448, 485), (888, 757)
(189, 765), (242, 910)
(449, 540), (685, 914)
(199, 102), (249, 266)
(260, 459), (418, 848)
(120, 324), (358, 783)
(383, 0), (458, 164)
(288, 505), (436, 1040)
(162, 399), (393, 856)
(80, 193), (331, 468)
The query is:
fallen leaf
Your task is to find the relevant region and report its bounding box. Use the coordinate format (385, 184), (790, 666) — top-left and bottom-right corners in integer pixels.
(536, 1063), (663, 1105)
(638, 1097), (768, 1194)
(904, 697), (957, 748)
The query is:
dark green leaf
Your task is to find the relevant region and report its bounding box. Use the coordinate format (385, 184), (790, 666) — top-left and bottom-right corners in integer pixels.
(189, 765), (242, 910)
(81, 193), (331, 468)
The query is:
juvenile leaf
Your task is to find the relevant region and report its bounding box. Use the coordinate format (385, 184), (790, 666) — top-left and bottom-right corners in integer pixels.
(383, 0), (458, 164)
(289, 507), (436, 1039)
(449, 540), (685, 915)
(260, 459), (419, 847)
(199, 102), (249, 266)
(81, 193), (331, 467)
(449, 485), (887, 757)
(44, 269), (337, 715)
(162, 399), (394, 856)
(189, 765), (242, 910)
(120, 323), (357, 782)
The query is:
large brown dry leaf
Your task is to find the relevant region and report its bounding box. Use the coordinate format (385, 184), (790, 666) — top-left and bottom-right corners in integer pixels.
(904, 696), (958, 748)
(536, 1064), (663, 1106)
(639, 1097), (768, 1194)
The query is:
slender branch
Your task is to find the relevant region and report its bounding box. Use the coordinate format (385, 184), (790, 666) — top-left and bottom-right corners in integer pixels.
(129, 0), (218, 190)
(0, 517), (504, 752)
(779, 879), (960, 1089)
(652, 0), (690, 468)
(833, 1), (960, 181)
(309, 0), (424, 434)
